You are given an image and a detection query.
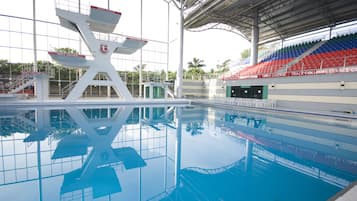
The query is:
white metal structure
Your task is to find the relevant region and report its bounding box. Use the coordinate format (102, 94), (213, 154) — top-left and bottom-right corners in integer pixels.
(143, 82), (175, 99)
(49, 5), (147, 101)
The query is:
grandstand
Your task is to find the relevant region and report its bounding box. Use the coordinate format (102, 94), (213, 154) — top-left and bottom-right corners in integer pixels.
(225, 32), (357, 80)
(183, 0), (357, 114)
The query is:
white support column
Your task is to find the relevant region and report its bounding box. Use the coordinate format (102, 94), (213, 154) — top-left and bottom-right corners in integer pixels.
(143, 85), (147, 98)
(107, 0), (111, 97)
(174, 107), (182, 186)
(32, 0), (38, 99)
(244, 139), (253, 172)
(175, 1), (184, 98)
(250, 9), (259, 65)
(139, 0), (143, 97)
(164, 85), (168, 99)
(166, 2), (170, 81)
(35, 74), (49, 101)
(33, 0), (38, 72)
(150, 85), (154, 99)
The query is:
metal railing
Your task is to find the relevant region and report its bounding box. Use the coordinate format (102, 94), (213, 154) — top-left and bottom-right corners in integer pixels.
(223, 54), (357, 80)
(287, 54), (357, 73)
(206, 97), (276, 109)
(55, 0), (90, 15)
(1, 64), (55, 94)
(60, 80), (77, 97)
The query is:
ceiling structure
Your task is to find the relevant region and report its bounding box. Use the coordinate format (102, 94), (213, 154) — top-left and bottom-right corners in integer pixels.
(183, 0), (357, 44)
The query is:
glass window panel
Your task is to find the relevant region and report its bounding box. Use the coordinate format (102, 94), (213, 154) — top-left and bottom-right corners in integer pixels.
(26, 153), (37, 167)
(14, 140), (26, 154)
(4, 170), (16, 183)
(16, 168), (27, 181)
(2, 141), (14, 155)
(0, 47), (10, 60)
(3, 156), (15, 170)
(9, 32), (22, 48)
(0, 0), (33, 19)
(22, 33), (34, 49)
(27, 167), (38, 179)
(15, 154), (27, 169)
(0, 171), (4, 184)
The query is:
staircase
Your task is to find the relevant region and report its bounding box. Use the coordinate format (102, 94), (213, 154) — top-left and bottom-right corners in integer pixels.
(61, 80), (78, 99)
(277, 40), (326, 74)
(167, 87), (176, 98)
(6, 72), (37, 94)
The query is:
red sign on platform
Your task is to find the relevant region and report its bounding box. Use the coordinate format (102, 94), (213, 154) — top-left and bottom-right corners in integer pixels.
(100, 44), (109, 54)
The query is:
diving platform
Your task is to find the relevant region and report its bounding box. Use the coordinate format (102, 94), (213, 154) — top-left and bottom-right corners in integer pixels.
(115, 37), (148, 54)
(49, 4), (147, 101)
(48, 51), (90, 68)
(89, 6), (121, 33)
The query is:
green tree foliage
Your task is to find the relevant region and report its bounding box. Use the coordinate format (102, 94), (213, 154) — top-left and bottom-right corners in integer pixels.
(133, 64), (147, 72)
(215, 59), (230, 73)
(241, 48), (250, 59)
(187, 57), (205, 79)
(168, 71), (176, 81)
(55, 47), (79, 54)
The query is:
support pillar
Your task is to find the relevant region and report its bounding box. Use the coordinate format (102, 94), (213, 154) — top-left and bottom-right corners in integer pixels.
(166, 2), (170, 81)
(329, 26), (333, 40)
(174, 107), (182, 185)
(164, 85), (168, 99)
(35, 74), (49, 101)
(281, 38), (284, 49)
(33, 0), (38, 99)
(150, 85), (154, 99)
(244, 139), (253, 172)
(250, 10), (259, 65)
(139, 0), (143, 97)
(175, 1), (184, 98)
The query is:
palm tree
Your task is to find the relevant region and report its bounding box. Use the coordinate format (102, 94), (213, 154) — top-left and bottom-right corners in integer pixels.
(187, 57), (205, 79)
(188, 57), (206, 69)
(216, 59), (230, 73)
(133, 64), (147, 72)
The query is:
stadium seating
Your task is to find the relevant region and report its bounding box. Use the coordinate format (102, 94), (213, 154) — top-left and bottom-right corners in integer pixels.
(289, 33), (357, 72)
(226, 41), (319, 80)
(225, 33), (357, 80)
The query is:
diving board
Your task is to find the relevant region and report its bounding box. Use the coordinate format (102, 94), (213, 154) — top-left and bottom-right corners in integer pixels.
(49, 5), (147, 101)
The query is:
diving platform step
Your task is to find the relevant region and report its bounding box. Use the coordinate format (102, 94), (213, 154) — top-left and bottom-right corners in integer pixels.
(59, 16), (78, 32)
(48, 52), (90, 68)
(114, 37), (148, 54)
(89, 6), (121, 33)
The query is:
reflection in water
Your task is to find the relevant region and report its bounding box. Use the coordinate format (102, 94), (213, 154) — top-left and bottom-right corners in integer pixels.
(0, 106), (356, 201)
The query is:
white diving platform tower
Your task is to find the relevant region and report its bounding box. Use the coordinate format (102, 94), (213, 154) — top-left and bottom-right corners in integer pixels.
(49, 6), (147, 101)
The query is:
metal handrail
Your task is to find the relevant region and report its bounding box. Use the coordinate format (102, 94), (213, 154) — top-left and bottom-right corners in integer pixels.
(61, 80), (77, 97)
(224, 54), (357, 80)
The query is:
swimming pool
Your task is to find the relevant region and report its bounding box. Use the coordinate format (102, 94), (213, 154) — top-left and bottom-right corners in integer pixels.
(0, 105), (356, 201)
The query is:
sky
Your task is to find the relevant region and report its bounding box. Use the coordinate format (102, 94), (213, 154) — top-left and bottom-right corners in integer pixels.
(1, 0), (357, 72)
(0, 0), (251, 72)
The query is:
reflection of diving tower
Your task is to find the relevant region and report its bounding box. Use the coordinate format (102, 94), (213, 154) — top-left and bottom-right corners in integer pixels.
(52, 107), (146, 199)
(49, 6), (147, 100)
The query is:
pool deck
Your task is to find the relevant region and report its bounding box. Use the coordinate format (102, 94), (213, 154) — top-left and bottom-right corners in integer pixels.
(0, 98), (191, 108)
(329, 182), (357, 201)
(192, 99), (357, 120)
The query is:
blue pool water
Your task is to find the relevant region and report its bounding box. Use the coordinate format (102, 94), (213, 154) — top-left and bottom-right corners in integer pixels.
(0, 105), (356, 201)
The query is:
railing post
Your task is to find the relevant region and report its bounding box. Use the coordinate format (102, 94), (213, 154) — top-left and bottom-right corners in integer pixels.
(301, 62), (304, 75)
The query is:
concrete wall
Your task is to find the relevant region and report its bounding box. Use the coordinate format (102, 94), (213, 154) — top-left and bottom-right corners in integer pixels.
(182, 79), (225, 98)
(226, 72), (357, 113)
